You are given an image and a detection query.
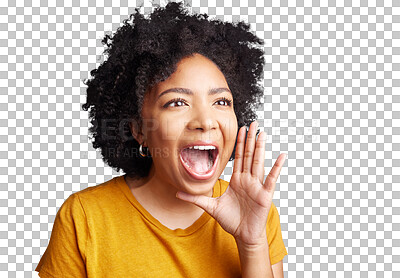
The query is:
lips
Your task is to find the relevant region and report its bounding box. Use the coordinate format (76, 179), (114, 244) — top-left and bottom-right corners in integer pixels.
(179, 141), (219, 180)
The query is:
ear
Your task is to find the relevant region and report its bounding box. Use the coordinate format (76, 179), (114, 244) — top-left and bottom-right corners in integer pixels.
(129, 121), (146, 146)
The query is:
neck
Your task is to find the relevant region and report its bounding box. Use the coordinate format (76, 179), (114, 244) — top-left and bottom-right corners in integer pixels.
(125, 165), (213, 216)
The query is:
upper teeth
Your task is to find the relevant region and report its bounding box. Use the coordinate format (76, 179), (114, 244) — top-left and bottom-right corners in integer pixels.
(187, 145), (216, 150)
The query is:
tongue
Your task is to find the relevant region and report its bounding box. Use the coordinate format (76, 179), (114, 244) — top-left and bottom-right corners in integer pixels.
(181, 149), (212, 174)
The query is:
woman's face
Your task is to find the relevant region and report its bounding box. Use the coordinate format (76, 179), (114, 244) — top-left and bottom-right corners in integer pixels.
(136, 53), (238, 195)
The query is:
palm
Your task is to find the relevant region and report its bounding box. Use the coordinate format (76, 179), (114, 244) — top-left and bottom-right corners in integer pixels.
(210, 174), (271, 244)
(177, 121), (287, 245)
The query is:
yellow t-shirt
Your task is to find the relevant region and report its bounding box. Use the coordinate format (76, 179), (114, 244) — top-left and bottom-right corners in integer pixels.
(36, 175), (287, 277)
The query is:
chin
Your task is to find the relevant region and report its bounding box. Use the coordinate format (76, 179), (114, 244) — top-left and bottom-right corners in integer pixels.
(180, 178), (217, 196)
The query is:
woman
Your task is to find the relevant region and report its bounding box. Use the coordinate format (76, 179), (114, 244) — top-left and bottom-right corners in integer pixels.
(36, 2), (287, 277)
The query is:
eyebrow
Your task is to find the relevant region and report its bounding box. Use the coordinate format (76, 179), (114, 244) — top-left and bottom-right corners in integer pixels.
(157, 87), (232, 100)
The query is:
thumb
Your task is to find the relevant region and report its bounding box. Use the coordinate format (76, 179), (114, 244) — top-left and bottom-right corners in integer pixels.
(176, 191), (217, 216)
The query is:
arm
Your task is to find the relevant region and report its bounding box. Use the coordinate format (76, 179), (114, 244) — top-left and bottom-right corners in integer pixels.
(272, 260), (285, 278)
(236, 211), (286, 278)
(236, 240), (273, 277)
(35, 194), (88, 277)
(237, 242), (285, 278)
(177, 121), (287, 277)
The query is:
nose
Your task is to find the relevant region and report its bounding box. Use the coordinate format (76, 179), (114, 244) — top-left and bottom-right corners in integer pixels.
(186, 103), (218, 132)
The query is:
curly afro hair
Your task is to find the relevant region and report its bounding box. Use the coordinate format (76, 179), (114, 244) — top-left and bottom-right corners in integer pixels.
(81, 2), (265, 179)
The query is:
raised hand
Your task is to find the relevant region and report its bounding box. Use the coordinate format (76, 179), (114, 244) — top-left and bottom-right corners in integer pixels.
(176, 121), (287, 246)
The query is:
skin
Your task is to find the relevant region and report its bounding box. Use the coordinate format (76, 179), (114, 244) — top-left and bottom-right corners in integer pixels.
(127, 53), (237, 228)
(127, 53), (286, 277)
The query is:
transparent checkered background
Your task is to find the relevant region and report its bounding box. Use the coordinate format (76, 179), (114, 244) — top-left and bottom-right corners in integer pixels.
(1, 0), (399, 277)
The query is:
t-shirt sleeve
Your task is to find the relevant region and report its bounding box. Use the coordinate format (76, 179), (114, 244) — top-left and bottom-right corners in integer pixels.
(266, 202), (288, 265)
(35, 193), (88, 277)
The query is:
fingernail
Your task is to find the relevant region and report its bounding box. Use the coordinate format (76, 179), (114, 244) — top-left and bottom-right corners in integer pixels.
(283, 153), (288, 160)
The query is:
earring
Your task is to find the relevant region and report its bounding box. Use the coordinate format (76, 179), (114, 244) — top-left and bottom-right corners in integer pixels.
(139, 144), (148, 157)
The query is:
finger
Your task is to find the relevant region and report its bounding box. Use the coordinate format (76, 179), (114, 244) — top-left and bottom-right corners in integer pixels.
(176, 191), (217, 216)
(243, 121), (259, 173)
(233, 126), (247, 174)
(251, 131), (266, 183)
(261, 131), (266, 181)
(263, 153), (287, 194)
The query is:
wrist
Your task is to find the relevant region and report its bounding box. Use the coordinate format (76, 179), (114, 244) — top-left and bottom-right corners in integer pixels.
(235, 237), (273, 278)
(235, 233), (268, 251)
(235, 236), (269, 257)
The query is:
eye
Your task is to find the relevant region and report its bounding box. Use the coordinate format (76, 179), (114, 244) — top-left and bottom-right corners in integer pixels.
(163, 97), (233, 108)
(215, 97), (233, 107)
(163, 98), (188, 108)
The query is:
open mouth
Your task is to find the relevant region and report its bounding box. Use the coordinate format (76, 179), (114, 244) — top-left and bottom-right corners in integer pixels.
(179, 146), (219, 179)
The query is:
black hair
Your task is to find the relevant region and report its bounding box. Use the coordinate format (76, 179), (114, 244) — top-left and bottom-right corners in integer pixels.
(81, 2), (265, 179)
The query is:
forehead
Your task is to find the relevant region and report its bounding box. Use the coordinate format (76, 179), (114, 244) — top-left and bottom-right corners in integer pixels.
(149, 53), (229, 96)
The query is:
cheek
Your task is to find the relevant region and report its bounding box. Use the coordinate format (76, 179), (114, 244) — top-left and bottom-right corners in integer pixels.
(229, 113), (238, 138)
(222, 116), (238, 147)
(160, 118), (183, 142)
(146, 117), (182, 156)
(143, 115), (178, 141)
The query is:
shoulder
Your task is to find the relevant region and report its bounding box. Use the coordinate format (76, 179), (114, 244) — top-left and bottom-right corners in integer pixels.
(58, 176), (125, 220)
(267, 201), (280, 227)
(73, 176), (119, 198)
(67, 176), (122, 204)
(217, 178), (229, 196)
